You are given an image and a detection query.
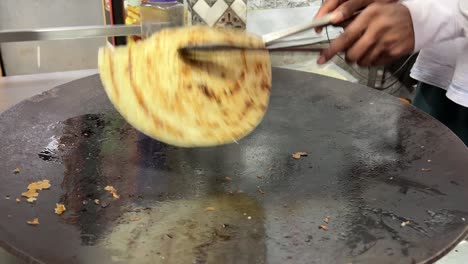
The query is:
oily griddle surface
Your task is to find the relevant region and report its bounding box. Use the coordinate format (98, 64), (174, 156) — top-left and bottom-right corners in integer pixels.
(0, 68), (467, 264)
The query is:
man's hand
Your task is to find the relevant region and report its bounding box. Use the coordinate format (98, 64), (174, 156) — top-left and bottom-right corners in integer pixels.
(317, 3), (415, 66)
(314, 0), (397, 33)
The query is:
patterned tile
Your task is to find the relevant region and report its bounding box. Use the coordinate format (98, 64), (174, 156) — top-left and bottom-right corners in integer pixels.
(191, 12), (207, 25)
(187, 0), (247, 8)
(204, 0), (219, 7)
(223, 0), (236, 5)
(215, 7), (246, 29)
(188, 0), (198, 7)
(193, 0), (229, 26)
(187, 0), (246, 29)
(230, 0), (247, 22)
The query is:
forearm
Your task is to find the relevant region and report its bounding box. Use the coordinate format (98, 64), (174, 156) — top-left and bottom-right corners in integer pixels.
(402, 0), (467, 51)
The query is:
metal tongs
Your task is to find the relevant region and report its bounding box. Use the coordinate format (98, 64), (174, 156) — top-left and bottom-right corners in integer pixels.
(179, 13), (334, 59)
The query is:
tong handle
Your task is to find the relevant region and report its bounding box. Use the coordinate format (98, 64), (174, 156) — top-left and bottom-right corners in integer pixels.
(262, 13), (334, 45)
(179, 43), (329, 62)
(0, 25), (142, 43)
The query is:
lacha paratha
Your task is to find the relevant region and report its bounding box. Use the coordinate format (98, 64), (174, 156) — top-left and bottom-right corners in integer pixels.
(98, 26), (271, 147)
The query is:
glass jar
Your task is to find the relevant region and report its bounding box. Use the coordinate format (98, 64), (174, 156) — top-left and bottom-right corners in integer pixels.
(139, 0), (184, 39)
(125, 1), (143, 43)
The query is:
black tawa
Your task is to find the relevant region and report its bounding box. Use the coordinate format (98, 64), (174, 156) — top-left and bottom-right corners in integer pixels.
(0, 68), (466, 264)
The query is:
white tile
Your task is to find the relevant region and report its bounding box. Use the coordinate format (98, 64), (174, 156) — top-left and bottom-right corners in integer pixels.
(193, 0), (229, 27)
(231, 0), (247, 22)
(186, 9), (192, 25)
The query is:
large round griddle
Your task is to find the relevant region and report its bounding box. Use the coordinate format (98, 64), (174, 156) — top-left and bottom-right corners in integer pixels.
(0, 68), (467, 264)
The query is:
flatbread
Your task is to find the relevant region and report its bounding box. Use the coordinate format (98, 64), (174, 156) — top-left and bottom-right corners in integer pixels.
(98, 26), (271, 147)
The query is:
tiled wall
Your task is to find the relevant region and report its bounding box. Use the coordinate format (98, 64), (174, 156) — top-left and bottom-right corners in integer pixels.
(187, 0), (248, 29)
(187, 0), (319, 29)
(248, 0), (319, 10)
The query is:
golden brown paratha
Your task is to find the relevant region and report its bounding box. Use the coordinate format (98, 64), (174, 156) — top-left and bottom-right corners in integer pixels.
(98, 26), (271, 147)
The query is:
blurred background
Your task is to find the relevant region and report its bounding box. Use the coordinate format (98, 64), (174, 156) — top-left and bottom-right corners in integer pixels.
(0, 0), (416, 102)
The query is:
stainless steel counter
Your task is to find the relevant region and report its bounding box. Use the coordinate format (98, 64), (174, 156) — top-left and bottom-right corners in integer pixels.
(0, 69), (97, 113)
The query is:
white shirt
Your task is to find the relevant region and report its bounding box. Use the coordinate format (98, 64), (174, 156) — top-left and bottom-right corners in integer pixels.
(403, 0), (468, 107)
(410, 40), (458, 89)
(403, 0), (467, 49)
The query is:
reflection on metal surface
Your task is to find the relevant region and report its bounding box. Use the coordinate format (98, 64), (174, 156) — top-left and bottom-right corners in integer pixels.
(57, 113), (137, 245)
(42, 113), (267, 262)
(103, 196), (266, 263)
(0, 25), (142, 43)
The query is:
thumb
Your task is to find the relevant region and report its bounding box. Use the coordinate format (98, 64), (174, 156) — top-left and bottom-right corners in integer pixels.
(330, 10), (345, 24)
(332, 0), (370, 23)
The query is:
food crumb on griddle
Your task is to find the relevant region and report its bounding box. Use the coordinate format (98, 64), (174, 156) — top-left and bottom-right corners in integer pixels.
(104, 186), (120, 199)
(5, 195), (10, 200)
(401, 220), (411, 227)
(292, 152), (308, 159)
(324, 216), (330, 224)
(26, 218), (39, 226)
(225, 176), (232, 181)
(21, 180), (51, 202)
(94, 199), (100, 205)
(13, 168), (20, 174)
(319, 225), (328, 231)
(257, 175), (264, 179)
(421, 168), (432, 172)
(55, 203), (66, 215)
(15, 198), (20, 203)
(205, 207), (216, 212)
(258, 188), (265, 195)
(22, 189), (38, 199)
(27, 180), (51, 191)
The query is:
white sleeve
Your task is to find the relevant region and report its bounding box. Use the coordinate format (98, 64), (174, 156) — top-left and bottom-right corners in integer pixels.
(460, 1), (468, 30)
(402, 0), (468, 52)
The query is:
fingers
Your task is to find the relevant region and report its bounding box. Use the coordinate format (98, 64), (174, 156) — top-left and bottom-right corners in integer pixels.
(366, 43), (412, 66)
(358, 33), (412, 66)
(317, 2), (412, 66)
(317, 10), (372, 64)
(335, 19), (353, 29)
(314, 0), (342, 33)
(317, 30), (359, 64)
(315, 0), (372, 34)
(372, 55), (396, 66)
(334, 0), (370, 21)
(357, 42), (385, 66)
(345, 22), (383, 63)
